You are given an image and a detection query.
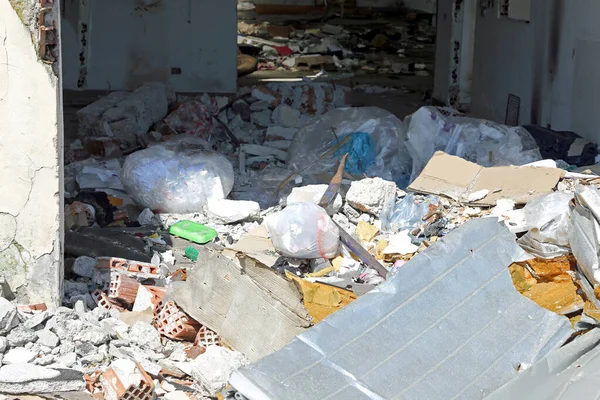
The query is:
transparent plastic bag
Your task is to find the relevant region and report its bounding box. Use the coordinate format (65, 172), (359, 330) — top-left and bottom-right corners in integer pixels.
(405, 107), (542, 182)
(517, 192), (573, 258)
(265, 202), (340, 259)
(287, 107), (412, 187)
(121, 136), (234, 213)
(380, 193), (439, 233)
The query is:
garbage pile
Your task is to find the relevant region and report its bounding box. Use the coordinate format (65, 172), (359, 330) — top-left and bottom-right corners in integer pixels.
(237, 13), (435, 77)
(7, 78), (600, 398)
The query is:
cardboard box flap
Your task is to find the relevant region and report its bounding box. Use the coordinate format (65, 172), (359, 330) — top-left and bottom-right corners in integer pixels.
(408, 151), (565, 205)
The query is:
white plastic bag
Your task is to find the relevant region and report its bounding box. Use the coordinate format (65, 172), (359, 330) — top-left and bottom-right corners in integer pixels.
(405, 107), (542, 183)
(121, 136), (234, 213)
(265, 202), (340, 259)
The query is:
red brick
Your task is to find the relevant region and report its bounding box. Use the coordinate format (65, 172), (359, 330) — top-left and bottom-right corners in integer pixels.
(194, 326), (221, 348)
(154, 301), (201, 341)
(96, 257), (160, 277)
(109, 273), (140, 306)
(101, 362), (155, 400)
(92, 289), (126, 312)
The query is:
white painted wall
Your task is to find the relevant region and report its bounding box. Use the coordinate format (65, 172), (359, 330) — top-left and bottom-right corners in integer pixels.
(62, 0), (237, 93)
(0, 0), (63, 307)
(470, 0), (600, 143)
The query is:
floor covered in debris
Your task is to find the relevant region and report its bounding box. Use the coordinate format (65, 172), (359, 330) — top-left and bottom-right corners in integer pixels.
(8, 3), (600, 400)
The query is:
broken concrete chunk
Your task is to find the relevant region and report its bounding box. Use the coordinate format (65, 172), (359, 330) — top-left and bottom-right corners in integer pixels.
(0, 364), (85, 394)
(249, 100), (270, 112)
(272, 104), (300, 128)
(7, 326), (38, 347)
(129, 322), (162, 352)
(206, 199), (260, 224)
(23, 310), (50, 330)
(0, 337), (7, 354)
(72, 256), (98, 278)
(287, 184), (343, 215)
(346, 177), (397, 216)
(78, 82), (171, 146)
(4, 347), (37, 364)
(74, 327), (110, 346)
(251, 109), (273, 127)
(0, 363), (60, 382)
(56, 352), (77, 368)
(37, 329), (60, 349)
(0, 298), (19, 335)
(191, 346), (248, 396)
(265, 126), (299, 141)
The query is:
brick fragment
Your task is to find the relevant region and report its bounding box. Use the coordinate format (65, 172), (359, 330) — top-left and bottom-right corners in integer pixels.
(101, 361), (155, 400)
(17, 303), (48, 313)
(92, 289), (126, 312)
(154, 301), (201, 341)
(194, 326), (221, 348)
(97, 257), (160, 277)
(109, 272), (140, 306)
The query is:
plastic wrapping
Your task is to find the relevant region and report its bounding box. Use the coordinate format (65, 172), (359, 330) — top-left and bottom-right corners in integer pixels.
(287, 107), (412, 187)
(121, 136), (234, 213)
(380, 193), (439, 233)
(265, 202), (339, 259)
(517, 192), (573, 258)
(406, 107), (542, 182)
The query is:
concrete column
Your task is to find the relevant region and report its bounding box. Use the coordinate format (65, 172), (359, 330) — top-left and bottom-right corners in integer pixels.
(0, 0), (63, 307)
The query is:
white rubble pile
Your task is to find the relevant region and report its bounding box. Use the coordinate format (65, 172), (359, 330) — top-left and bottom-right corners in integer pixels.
(0, 297), (248, 398)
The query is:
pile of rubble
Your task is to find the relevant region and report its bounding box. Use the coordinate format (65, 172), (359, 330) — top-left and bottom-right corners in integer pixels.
(237, 12), (434, 76)
(9, 73), (600, 398)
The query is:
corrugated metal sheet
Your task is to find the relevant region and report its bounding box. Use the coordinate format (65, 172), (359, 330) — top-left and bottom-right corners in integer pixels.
(230, 218), (573, 400)
(487, 329), (600, 399)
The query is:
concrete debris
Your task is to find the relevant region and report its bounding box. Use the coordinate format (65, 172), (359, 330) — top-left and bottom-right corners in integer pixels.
(191, 346), (248, 396)
(6, 326), (37, 347)
(346, 177), (397, 216)
(3, 347), (37, 364)
(53, 11), (600, 399)
(286, 184), (343, 215)
(0, 364), (85, 394)
(206, 199), (260, 224)
(0, 299), (19, 335)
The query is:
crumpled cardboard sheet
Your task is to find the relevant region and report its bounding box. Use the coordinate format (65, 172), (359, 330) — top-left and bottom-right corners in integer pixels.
(229, 218), (573, 400)
(486, 329), (600, 399)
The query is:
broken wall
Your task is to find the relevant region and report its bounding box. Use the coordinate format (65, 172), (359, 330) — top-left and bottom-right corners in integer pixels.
(471, 0), (600, 144)
(61, 0), (237, 93)
(0, 0), (63, 306)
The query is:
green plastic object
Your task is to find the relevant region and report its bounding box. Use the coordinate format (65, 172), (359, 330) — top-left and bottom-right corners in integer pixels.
(169, 221), (218, 244)
(185, 246), (199, 262)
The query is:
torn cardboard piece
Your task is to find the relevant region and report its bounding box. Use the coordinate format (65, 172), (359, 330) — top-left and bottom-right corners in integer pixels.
(172, 247), (311, 362)
(230, 218), (573, 400)
(408, 151), (565, 206)
(221, 225), (279, 267)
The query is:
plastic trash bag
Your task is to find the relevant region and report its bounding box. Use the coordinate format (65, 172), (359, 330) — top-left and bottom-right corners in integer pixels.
(517, 192), (573, 258)
(405, 107), (542, 182)
(287, 107), (412, 187)
(121, 136), (234, 213)
(265, 202), (340, 259)
(380, 193), (439, 233)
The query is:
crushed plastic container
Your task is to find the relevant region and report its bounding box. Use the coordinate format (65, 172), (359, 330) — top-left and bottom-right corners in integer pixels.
(169, 221), (218, 244)
(121, 136), (234, 213)
(405, 107), (542, 183)
(380, 193), (439, 233)
(265, 202), (340, 259)
(286, 107), (412, 187)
